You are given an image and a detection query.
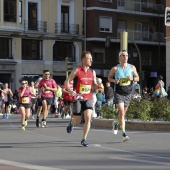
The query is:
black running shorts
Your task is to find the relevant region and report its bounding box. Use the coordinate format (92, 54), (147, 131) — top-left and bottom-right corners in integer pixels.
(31, 98), (37, 105)
(73, 100), (93, 116)
(41, 96), (53, 106)
(63, 99), (73, 106)
(37, 98), (42, 107)
(19, 103), (31, 109)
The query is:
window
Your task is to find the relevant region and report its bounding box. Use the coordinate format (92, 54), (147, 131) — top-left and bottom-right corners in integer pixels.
(93, 50), (105, 64)
(134, 22), (149, 41)
(142, 24), (149, 40)
(61, 6), (69, 33)
(28, 3), (38, 30)
(0, 38), (12, 59)
(19, 0), (22, 24)
(22, 39), (42, 60)
(53, 41), (75, 62)
(4, 0), (16, 22)
(99, 17), (112, 32)
(117, 20), (127, 37)
(117, 0), (126, 9)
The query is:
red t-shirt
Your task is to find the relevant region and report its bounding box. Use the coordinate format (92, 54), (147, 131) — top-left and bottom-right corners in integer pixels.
(38, 78), (57, 98)
(18, 86), (31, 104)
(75, 66), (94, 100)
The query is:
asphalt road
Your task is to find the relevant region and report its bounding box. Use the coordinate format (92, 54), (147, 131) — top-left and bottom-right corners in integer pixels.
(0, 114), (170, 170)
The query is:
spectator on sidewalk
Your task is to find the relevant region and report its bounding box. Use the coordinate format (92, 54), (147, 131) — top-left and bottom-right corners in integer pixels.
(96, 90), (103, 118)
(105, 82), (114, 107)
(54, 84), (62, 116)
(131, 81), (140, 97)
(142, 86), (149, 99)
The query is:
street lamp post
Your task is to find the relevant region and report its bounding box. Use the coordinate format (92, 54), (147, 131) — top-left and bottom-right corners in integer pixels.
(105, 36), (142, 88)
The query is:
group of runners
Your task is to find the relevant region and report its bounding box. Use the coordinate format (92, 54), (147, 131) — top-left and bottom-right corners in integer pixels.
(5, 50), (139, 147)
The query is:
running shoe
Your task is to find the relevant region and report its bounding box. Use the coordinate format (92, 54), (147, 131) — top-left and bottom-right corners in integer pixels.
(21, 125), (25, 130)
(81, 139), (89, 147)
(65, 114), (71, 118)
(24, 120), (27, 126)
(4, 114), (9, 119)
(2, 114), (5, 119)
(67, 120), (73, 133)
(61, 113), (65, 119)
(42, 121), (47, 128)
(36, 118), (40, 127)
(122, 133), (129, 142)
(112, 121), (118, 135)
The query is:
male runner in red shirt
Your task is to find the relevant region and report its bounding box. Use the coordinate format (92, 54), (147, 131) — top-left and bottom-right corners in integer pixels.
(38, 70), (57, 127)
(65, 51), (99, 147)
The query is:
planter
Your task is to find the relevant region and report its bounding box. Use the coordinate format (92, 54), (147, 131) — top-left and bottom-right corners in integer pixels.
(92, 118), (170, 131)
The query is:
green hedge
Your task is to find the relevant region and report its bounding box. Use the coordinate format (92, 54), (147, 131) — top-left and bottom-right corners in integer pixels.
(101, 99), (170, 121)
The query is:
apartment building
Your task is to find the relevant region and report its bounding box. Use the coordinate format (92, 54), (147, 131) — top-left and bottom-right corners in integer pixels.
(84, 0), (166, 88)
(166, 0), (170, 89)
(0, 0), (83, 90)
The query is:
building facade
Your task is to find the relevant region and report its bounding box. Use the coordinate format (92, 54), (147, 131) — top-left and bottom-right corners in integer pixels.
(166, 0), (170, 89)
(0, 0), (83, 90)
(84, 0), (166, 89)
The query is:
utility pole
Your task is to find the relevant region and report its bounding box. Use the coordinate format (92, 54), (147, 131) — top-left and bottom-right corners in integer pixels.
(120, 31), (128, 51)
(65, 57), (74, 78)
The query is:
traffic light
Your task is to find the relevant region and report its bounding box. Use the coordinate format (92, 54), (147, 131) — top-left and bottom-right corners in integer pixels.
(120, 31), (128, 51)
(165, 7), (170, 26)
(65, 57), (74, 78)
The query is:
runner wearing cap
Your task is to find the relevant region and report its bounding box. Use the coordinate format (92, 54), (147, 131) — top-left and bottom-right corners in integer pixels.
(108, 50), (139, 142)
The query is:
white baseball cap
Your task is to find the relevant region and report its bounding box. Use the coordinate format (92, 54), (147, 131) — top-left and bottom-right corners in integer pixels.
(97, 78), (102, 83)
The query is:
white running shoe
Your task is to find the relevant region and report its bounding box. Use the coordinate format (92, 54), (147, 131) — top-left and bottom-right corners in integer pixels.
(42, 121), (47, 128)
(123, 134), (129, 142)
(65, 114), (71, 119)
(112, 121), (118, 135)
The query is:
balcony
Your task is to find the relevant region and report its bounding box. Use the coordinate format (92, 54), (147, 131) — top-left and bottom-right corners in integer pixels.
(117, 29), (165, 43)
(117, 0), (164, 14)
(55, 23), (79, 35)
(0, 54), (13, 59)
(24, 20), (47, 32)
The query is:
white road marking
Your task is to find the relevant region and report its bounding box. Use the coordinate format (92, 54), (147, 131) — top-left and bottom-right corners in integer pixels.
(109, 156), (170, 166)
(0, 159), (65, 170)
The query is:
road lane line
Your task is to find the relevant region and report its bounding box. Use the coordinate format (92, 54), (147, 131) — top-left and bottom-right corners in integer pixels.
(0, 159), (65, 170)
(109, 156), (170, 166)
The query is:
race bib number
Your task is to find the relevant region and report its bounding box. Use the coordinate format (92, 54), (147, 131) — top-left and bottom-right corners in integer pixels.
(44, 90), (50, 93)
(79, 84), (91, 94)
(22, 97), (30, 104)
(119, 78), (131, 86)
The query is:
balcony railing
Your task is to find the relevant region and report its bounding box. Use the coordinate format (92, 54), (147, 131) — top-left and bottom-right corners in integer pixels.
(0, 54), (13, 59)
(55, 23), (79, 35)
(117, 29), (165, 42)
(24, 20), (47, 32)
(117, 0), (164, 14)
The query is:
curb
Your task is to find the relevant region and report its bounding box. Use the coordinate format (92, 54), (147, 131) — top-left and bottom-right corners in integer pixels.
(92, 119), (170, 131)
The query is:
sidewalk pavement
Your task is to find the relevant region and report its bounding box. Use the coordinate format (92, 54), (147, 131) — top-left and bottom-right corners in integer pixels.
(1, 113), (170, 131)
(0, 164), (32, 170)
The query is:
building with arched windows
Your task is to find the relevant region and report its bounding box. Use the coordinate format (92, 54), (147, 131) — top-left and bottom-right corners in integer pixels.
(0, 0), (83, 90)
